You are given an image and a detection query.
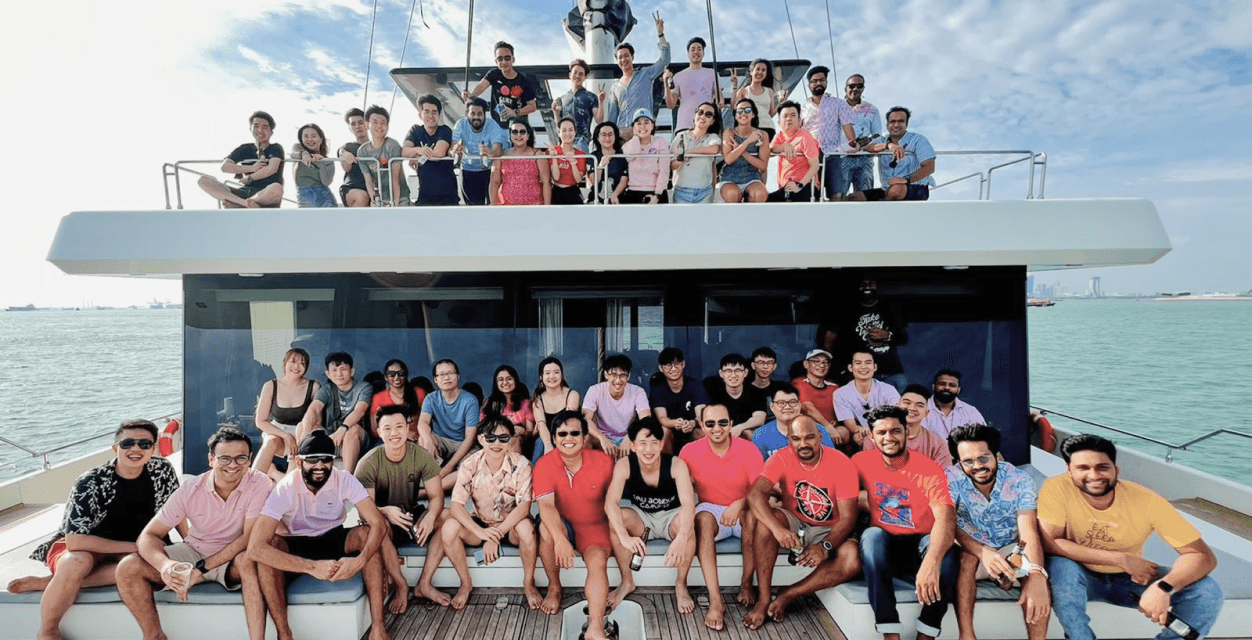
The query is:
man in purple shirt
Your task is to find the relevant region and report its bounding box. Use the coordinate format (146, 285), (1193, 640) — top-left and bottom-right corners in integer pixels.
(923, 369), (987, 439)
(834, 350), (901, 449)
(116, 427), (274, 640)
(248, 432), (392, 640)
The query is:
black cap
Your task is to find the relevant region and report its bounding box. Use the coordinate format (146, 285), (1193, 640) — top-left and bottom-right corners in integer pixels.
(297, 431), (336, 457)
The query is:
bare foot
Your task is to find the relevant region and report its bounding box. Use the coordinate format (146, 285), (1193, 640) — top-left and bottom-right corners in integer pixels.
(387, 581), (409, 615)
(245, 198), (262, 208)
(742, 602), (769, 630)
(703, 602), (726, 630)
(7, 576), (51, 593)
(368, 625), (390, 640)
(675, 584), (695, 614)
(735, 582), (756, 607)
(451, 584), (472, 611)
(523, 582), (543, 610)
(540, 585), (562, 615)
(417, 583), (451, 607)
(766, 592), (794, 622)
(36, 630), (63, 640)
(607, 577), (635, 610)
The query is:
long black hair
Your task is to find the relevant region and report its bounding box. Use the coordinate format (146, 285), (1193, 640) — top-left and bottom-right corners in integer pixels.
(382, 358), (421, 410)
(485, 364), (531, 415)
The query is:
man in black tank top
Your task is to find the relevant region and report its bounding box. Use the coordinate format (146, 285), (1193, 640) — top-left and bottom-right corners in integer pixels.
(604, 418), (699, 615)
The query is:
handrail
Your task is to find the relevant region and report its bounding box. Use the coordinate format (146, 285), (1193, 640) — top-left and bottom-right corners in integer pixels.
(1032, 405), (1252, 463)
(0, 410), (181, 471)
(933, 172), (986, 200)
(984, 154), (1035, 200)
(163, 158), (381, 210)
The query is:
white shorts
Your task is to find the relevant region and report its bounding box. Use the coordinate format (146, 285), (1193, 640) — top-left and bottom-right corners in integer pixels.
(695, 502), (742, 541)
(626, 506), (681, 541)
(165, 542), (237, 590)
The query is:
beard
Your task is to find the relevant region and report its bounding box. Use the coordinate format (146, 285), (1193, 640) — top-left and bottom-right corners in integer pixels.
(812, 85), (826, 96)
(302, 467), (329, 490)
(1078, 477), (1117, 497)
(934, 390), (957, 404)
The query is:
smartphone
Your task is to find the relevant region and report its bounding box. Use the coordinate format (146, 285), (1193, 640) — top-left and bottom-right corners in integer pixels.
(474, 549), (486, 566)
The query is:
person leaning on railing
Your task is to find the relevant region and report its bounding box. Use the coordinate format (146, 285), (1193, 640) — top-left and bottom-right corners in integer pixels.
(290, 123), (337, 208)
(490, 118), (550, 205)
(402, 94), (459, 207)
(847, 106), (935, 202)
(670, 101), (722, 204)
(588, 122), (629, 205)
(548, 117), (587, 205)
(620, 108), (670, 204)
(197, 110), (285, 208)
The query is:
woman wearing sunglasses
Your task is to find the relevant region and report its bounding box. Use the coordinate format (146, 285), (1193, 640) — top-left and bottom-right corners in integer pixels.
(481, 364), (534, 456)
(490, 117), (551, 205)
(670, 101), (723, 204)
(370, 359), (425, 442)
(718, 98), (770, 203)
(440, 416), (541, 610)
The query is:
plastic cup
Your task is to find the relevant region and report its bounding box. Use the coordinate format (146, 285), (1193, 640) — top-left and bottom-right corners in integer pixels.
(171, 561), (193, 586)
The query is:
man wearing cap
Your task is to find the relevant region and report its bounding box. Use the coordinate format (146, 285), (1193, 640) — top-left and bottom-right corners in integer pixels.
(600, 12), (670, 141)
(620, 108), (671, 204)
(248, 431), (393, 640)
(793, 349), (843, 443)
(116, 427), (273, 640)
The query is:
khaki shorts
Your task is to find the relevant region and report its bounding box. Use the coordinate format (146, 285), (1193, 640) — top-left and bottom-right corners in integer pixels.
(165, 542), (238, 590)
(627, 506), (681, 541)
(434, 434), (469, 462)
(781, 510), (833, 547)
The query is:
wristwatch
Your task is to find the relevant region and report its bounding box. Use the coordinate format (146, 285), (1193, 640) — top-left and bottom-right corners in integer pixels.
(820, 540), (835, 559)
(194, 559), (208, 574)
(1155, 579), (1175, 594)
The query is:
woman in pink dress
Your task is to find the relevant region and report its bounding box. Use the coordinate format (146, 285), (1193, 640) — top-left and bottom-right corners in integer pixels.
(490, 117), (551, 205)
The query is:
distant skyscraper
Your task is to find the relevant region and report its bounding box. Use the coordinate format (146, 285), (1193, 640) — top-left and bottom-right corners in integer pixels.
(1088, 276), (1102, 298)
(1026, 276), (1035, 298)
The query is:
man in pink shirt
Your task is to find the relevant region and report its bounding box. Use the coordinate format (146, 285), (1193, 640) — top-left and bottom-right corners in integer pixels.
(679, 403), (765, 631)
(767, 101), (820, 202)
(863, 385), (953, 468)
(248, 431), (392, 640)
(116, 427), (274, 640)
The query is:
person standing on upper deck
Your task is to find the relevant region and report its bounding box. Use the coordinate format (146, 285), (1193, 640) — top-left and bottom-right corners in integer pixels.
(620, 108), (670, 204)
(337, 108), (376, 207)
(353, 105), (409, 206)
(824, 74), (882, 201)
(848, 106), (935, 201)
(463, 41), (537, 126)
(664, 37), (720, 137)
(923, 369), (986, 440)
(198, 110), (285, 208)
(767, 101), (820, 202)
(732, 60), (779, 142)
(599, 12), (669, 142)
(452, 98), (507, 206)
(799, 66), (828, 136)
(552, 59), (600, 152)
(402, 94), (459, 206)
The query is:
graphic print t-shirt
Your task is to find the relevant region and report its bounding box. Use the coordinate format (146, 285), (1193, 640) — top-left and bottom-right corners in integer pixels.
(852, 450), (952, 535)
(485, 68), (536, 124)
(760, 446), (859, 526)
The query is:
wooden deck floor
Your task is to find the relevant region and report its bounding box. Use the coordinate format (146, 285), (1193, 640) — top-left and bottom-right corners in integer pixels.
(383, 587), (845, 640)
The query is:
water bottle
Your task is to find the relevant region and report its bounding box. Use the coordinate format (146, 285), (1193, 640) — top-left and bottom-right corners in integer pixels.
(787, 524), (808, 565)
(629, 527), (651, 571)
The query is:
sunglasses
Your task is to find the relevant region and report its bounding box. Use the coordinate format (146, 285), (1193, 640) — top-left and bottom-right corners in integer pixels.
(496, 55), (513, 62)
(734, 108), (754, 115)
(117, 438), (155, 450)
(703, 419), (730, 428)
(483, 432), (513, 443)
(215, 454), (252, 466)
(384, 370), (407, 378)
(847, 83), (865, 89)
(959, 455), (995, 468)
(554, 430), (583, 439)
(303, 454), (335, 464)
(695, 110), (715, 118)
(510, 129), (528, 135)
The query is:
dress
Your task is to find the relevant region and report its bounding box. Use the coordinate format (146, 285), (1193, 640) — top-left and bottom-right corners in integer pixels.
(499, 154), (544, 205)
(719, 131), (763, 186)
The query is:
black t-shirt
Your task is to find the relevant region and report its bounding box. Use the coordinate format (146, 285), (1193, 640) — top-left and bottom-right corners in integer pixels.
(589, 153), (629, 203)
(750, 379), (790, 418)
(485, 69), (537, 124)
(846, 302), (909, 376)
(649, 376), (711, 452)
(707, 383), (767, 428)
(93, 469), (156, 542)
(341, 141), (367, 189)
(228, 143), (285, 188)
(404, 124), (458, 203)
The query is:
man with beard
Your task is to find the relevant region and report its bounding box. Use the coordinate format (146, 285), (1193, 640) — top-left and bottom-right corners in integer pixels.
(452, 98), (506, 205)
(863, 385), (951, 468)
(945, 424), (1048, 640)
(248, 432), (392, 640)
(924, 370), (986, 439)
(1039, 434), (1223, 640)
(799, 66), (828, 136)
(853, 405), (959, 640)
(742, 416), (860, 630)
(823, 74), (882, 201)
(844, 279), (909, 392)
(847, 107), (936, 202)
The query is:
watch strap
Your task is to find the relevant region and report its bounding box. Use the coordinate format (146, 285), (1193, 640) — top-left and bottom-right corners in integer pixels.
(1156, 579), (1175, 594)
(194, 559), (208, 574)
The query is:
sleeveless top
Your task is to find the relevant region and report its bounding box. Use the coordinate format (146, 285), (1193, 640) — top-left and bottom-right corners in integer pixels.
(625, 453), (680, 513)
(270, 379), (314, 426)
(746, 86), (775, 130)
(721, 131), (762, 185)
(500, 153), (544, 205)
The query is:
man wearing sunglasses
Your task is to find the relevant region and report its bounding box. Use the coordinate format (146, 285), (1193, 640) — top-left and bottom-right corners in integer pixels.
(117, 427), (273, 640)
(14, 420), (181, 640)
(679, 404), (765, 630)
(249, 431), (392, 640)
(356, 404), (450, 611)
(945, 424), (1049, 640)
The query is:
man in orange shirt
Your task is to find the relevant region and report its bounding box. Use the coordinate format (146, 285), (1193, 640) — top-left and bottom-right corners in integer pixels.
(767, 101), (820, 202)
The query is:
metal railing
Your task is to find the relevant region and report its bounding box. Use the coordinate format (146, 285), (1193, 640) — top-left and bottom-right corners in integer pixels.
(1032, 405), (1252, 463)
(0, 410), (181, 471)
(162, 144), (1046, 208)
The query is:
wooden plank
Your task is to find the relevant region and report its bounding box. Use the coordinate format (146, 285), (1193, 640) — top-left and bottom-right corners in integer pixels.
(636, 589), (662, 640)
(1173, 497), (1252, 541)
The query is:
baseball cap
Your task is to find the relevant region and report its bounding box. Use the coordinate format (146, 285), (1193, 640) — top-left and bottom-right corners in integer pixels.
(805, 349), (833, 360)
(631, 108), (655, 124)
(297, 431), (336, 457)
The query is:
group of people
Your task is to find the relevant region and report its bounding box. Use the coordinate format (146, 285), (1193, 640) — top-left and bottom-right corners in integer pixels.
(196, 14), (934, 209)
(6, 335), (1226, 640)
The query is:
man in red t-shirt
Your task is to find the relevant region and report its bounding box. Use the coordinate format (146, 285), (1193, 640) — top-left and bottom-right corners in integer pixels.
(852, 405), (958, 640)
(792, 348), (841, 441)
(532, 410), (634, 640)
(767, 101), (820, 202)
(743, 416), (861, 630)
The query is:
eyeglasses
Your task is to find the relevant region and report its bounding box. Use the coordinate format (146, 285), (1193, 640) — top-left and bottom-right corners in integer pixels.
(118, 438), (155, 450)
(703, 419), (730, 428)
(847, 83), (865, 89)
(605, 371), (630, 380)
(959, 455), (995, 468)
(303, 454), (335, 464)
(554, 430), (583, 439)
(753, 359), (776, 366)
(659, 362), (683, 370)
(695, 110), (715, 118)
(771, 399), (800, 408)
(807, 358), (831, 366)
(434, 372), (457, 379)
(384, 370), (407, 378)
(215, 455), (252, 466)
(483, 432), (513, 443)
(720, 368), (747, 375)
(734, 108), (754, 115)
(510, 129), (528, 135)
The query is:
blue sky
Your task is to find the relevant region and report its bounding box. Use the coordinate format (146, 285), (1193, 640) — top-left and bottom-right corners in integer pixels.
(1, 0), (1248, 306)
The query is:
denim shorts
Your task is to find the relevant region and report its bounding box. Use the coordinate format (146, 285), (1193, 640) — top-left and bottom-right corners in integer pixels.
(297, 184), (338, 207)
(673, 185), (714, 203)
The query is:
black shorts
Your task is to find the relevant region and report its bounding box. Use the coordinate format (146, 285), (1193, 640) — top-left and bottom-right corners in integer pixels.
(551, 184), (584, 205)
(340, 183), (367, 205)
(284, 526), (354, 561)
(861, 184), (930, 201)
(229, 184), (281, 207)
(619, 190), (669, 204)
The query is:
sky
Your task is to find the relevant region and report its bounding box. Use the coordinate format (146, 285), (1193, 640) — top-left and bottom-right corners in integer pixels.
(1, 0), (1248, 307)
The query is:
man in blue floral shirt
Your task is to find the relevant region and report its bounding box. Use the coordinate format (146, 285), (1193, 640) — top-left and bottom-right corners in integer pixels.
(945, 424), (1049, 640)
(9, 419), (180, 640)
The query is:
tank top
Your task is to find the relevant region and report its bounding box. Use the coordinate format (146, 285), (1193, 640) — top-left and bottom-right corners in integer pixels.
(721, 131), (762, 185)
(269, 379), (314, 426)
(746, 86), (775, 130)
(625, 453), (680, 513)
(500, 153), (544, 205)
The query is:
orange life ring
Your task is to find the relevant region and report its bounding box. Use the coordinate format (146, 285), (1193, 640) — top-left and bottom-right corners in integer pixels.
(1032, 413), (1057, 453)
(158, 418), (180, 457)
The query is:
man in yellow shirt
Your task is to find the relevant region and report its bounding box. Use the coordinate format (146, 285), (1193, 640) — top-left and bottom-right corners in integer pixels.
(1037, 434), (1223, 640)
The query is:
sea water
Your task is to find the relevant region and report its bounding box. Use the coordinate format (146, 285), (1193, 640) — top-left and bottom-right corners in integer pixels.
(1, 300), (1249, 484)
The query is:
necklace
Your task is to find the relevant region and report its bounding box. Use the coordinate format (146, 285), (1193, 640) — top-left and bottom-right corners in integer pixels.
(798, 448), (823, 471)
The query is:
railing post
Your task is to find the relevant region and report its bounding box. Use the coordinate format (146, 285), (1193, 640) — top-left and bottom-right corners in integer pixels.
(1027, 152), (1036, 200)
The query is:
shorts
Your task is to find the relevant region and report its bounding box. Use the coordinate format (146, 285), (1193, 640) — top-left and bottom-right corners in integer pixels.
(694, 502), (742, 541)
(627, 506), (681, 541)
(781, 510), (833, 547)
(261, 422), (299, 444)
(228, 184), (281, 207)
(433, 434), (468, 463)
(552, 184), (584, 205)
(45, 538), (69, 574)
(672, 185), (713, 203)
(619, 190), (669, 205)
(283, 526), (353, 562)
(340, 183), (368, 205)
(860, 184), (930, 201)
(539, 512), (611, 555)
(165, 542), (237, 590)
(297, 184), (338, 208)
(715, 179), (763, 193)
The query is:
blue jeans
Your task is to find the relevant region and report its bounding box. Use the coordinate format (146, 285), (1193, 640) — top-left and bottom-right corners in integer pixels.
(859, 527), (961, 636)
(673, 185), (713, 203)
(297, 184), (338, 207)
(1048, 556), (1223, 640)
